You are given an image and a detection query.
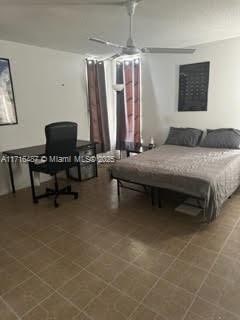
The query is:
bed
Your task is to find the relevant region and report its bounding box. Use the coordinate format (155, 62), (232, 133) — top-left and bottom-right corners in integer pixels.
(110, 145), (240, 222)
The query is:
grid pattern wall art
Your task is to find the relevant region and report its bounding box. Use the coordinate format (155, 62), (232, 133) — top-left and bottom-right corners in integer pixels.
(178, 61), (210, 112)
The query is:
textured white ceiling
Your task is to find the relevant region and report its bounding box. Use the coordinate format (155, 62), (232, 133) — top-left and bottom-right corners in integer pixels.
(1, 0), (240, 55)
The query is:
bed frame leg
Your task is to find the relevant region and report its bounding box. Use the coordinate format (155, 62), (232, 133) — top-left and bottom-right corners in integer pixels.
(117, 180), (121, 202)
(158, 188), (162, 208)
(151, 187), (155, 206)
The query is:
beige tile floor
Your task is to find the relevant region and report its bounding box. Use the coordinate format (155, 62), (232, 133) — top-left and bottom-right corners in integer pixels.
(0, 168), (240, 319)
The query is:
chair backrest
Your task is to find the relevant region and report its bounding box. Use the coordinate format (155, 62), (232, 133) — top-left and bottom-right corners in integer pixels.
(45, 122), (78, 159)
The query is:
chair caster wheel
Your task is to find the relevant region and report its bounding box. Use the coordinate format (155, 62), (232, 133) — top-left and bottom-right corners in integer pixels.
(74, 193), (78, 200)
(46, 188), (52, 196)
(33, 199), (39, 204)
(54, 200), (59, 208)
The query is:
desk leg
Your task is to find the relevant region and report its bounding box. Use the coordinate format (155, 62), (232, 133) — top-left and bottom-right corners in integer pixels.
(158, 188), (162, 208)
(66, 169), (70, 179)
(95, 162), (98, 178)
(8, 161), (16, 194)
(66, 164), (81, 182)
(77, 163), (81, 181)
(94, 145), (98, 178)
(28, 164), (37, 203)
(117, 179), (121, 202)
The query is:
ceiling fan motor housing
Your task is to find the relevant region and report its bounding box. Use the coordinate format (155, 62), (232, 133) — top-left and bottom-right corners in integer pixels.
(122, 45), (141, 55)
(123, 1), (140, 55)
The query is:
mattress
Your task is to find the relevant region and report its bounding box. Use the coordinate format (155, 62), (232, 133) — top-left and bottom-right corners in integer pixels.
(110, 145), (240, 222)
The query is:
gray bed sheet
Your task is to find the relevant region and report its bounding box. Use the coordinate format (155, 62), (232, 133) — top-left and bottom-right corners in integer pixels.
(110, 145), (240, 222)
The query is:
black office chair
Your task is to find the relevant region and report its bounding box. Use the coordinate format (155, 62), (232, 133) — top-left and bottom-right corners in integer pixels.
(29, 122), (79, 207)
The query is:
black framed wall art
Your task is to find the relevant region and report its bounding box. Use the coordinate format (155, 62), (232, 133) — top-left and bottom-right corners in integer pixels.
(178, 61), (210, 112)
(0, 58), (18, 125)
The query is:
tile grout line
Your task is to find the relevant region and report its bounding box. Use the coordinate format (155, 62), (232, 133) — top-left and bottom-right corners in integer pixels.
(3, 215), (113, 274)
(37, 216), (240, 319)
(3, 233), (64, 261)
(0, 248), (63, 295)
(9, 220), (240, 320)
(20, 225), (141, 320)
(103, 235), (240, 320)
(125, 218), (240, 319)
(0, 295), (22, 320)
(1, 230), (130, 320)
(181, 215), (240, 320)
(126, 231), (195, 320)
(1, 201), (239, 319)
(152, 276), (240, 320)
(2, 225), (163, 320)
(1, 246), (95, 320)
(0, 244), (65, 294)
(130, 229), (239, 320)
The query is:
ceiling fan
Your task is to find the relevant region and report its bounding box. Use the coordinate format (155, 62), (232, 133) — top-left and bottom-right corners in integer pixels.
(2, 0), (196, 59)
(88, 0), (196, 59)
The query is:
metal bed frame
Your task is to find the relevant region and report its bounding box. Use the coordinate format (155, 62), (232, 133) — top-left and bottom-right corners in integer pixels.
(116, 178), (162, 208)
(115, 176), (206, 218)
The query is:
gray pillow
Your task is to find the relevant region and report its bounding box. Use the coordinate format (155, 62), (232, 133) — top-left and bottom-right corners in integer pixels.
(165, 127), (203, 147)
(201, 128), (240, 149)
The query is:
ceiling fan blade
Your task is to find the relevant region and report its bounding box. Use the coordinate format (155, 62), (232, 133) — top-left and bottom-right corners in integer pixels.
(0, 0), (127, 6)
(142, 48), (196, 54)
(76, 0), (126, 5)
(100, 53), (122, 61)
(109, 53), (121, 60)
(86, 53), (121, 62)
(89, 37), (126, 49)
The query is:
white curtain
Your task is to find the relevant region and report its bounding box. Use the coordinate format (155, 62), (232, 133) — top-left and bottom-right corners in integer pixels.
(104, 59), (117, 151)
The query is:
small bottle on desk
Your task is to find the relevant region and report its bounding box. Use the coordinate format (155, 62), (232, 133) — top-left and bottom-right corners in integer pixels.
(140, 137), (144, 152)
(148, 136), (156, 149)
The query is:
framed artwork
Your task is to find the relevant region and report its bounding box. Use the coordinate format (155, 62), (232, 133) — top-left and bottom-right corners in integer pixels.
(0, 58), (18, 125)
(178, 61), (210, 112)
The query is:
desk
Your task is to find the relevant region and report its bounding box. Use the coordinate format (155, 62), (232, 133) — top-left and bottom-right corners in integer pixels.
(126, 145), (152, 157)
(2, 140), (97, 194)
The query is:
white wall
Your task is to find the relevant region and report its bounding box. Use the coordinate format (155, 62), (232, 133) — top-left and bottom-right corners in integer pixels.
(142, 36), (240, 145)
(0, 40), (89, 195)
